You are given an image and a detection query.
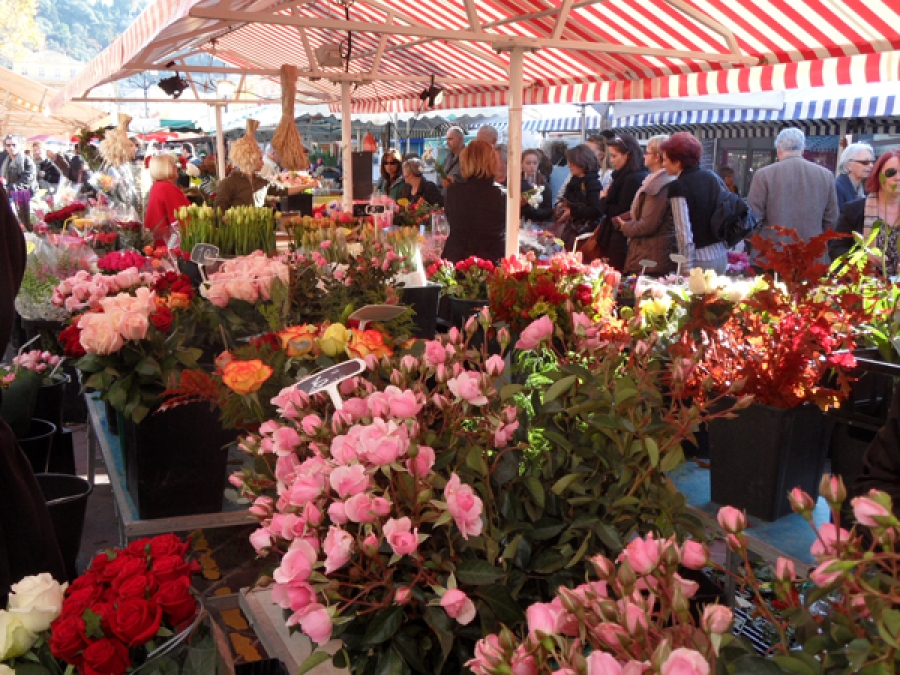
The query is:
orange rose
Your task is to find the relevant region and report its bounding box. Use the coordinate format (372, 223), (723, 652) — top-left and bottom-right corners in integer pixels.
(222, 359), (273, 395)
(346, 329), (392, 360)
(278, 325), (319, 357)
(166, 292), (191, 310)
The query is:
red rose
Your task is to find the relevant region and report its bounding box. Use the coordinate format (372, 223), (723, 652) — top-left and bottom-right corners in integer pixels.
(59, 324), (86, 358)
(153, 578), (197, 626)
(109, 598), (162, 647)
(148, 534), (189, 558)
(67, 570), (101, 594)
(90, 552), (112, 573)
(150, 306), (173, 333)
(62, 585), (104, 617)
(127, 538), (153, 555)
(170, 277), (194, 298)
(99, 553), (146, 583)
(89, 601), (117, 634)
(49, 614), (88, 663)
(82, 638), (131, 675)
(112, 573), (158, 600)
(151, 554), (192, 583)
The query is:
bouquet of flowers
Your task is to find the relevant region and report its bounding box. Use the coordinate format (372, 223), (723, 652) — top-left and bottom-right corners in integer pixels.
(12, 350), (66, 385)
(272, 170), (319, 190)
(391, 199), (442, 229)
(487, 252), (620, 334)
(0, 574), (67, 666)
(15, 236), (94, 323)
(427, 256), (495, 300)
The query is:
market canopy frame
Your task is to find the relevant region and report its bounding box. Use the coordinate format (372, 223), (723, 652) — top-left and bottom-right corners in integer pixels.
(47, 0), (900, 254)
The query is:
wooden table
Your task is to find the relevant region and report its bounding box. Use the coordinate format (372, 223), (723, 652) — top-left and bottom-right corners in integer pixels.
(84, 394), (256, 546)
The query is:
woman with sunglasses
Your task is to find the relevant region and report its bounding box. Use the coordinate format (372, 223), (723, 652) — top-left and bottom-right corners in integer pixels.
(835, 143), (875, 210)
(834, 151), (900, 271)
(376, 149), (405, 200)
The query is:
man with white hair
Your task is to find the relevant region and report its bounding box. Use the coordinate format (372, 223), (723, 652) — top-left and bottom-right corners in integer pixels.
(746, 128), (838, 255)
(476, 125), (498, 148)
(442, 126), (465, 188)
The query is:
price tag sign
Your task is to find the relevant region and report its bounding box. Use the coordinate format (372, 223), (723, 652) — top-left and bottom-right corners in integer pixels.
(638, 258), (657, 276)
(25, 241), (35, 255)
(296, 358), (367, 410)
(670, 254), (688, 277)
(348, 305), (408, 331)
(191, 243), (221, 267)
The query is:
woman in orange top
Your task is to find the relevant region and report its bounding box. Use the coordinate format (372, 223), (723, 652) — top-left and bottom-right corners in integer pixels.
(143, 155), (190, 246)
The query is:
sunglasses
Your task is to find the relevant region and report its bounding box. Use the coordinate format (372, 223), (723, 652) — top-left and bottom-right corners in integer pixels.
(851, 159), (874, 166)
(886, 168), (899, 178)
(384, 160), (400, 166)
(4, 143), (15, 148)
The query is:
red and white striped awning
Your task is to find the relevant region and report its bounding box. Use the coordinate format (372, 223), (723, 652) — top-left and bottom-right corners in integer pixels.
(49, 0), (900, 115)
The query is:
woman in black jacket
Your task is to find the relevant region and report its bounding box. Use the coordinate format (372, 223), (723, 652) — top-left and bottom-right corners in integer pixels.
(521, 149), (553, 225)
(555, 144), (603, 251)
(399, 158), (443, 207)
(443, 140), (506, 262)
(589, 134), (648, 271)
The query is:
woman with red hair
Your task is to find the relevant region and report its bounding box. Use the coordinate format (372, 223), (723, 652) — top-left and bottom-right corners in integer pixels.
(659, 132), (727, 274)
(831, 150), (900, 264)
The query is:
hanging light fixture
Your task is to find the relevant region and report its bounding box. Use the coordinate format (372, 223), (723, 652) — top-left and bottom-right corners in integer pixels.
(216, 79), (237, 100)
(158, 73), (189, 98)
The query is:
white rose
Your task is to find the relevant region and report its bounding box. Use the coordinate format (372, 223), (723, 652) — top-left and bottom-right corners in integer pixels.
(721, 281), (751, 304)
(7, 574), (67, 633)
(0, 611), (36, 660)
(688, 268), (709, 295)
(0, 663), (16, 675)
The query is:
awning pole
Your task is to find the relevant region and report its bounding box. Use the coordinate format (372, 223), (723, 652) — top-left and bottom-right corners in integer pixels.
(341, 80), (353, 214)
(505, 47), (525, 259)
(214, 104), (226, 180)
(580, 104), (586, 143)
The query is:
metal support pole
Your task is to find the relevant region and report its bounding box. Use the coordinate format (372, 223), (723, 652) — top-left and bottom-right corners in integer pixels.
(505, 47), (525, 259)
(341, 80), (353, 214)
(214, 104), (226, 180)
(580, 104), (587, 144)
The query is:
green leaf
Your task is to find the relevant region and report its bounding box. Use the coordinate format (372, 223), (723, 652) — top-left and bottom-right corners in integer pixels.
(772, 655), (820, 675)
(107, 382), (128, 411)
(523, 477), (545, 508)
(373, 647), (406, 675)
(135, 356), (162, 378)
(475, 585), (525, 625)
(456, 560), (505, 585)
(500, 384), (523, 400)
(566, 533), (591, 568)
(393, 633), (429, 675)
(544, 375), (576, 403)
(297, 651), (331, 675)
(730, 655), (790, 674)
(423, 606), (454, 672)
(551, 473), (579, 495)
(530, 519), (566, 541)
(877, 608), (900, 649)
(542, 429), (572, 452)
(362, 606), (405, 646)
(465, 448), (489, 476)
(660, 446), (685, 473)
(645, 438), (659, 467)
(82, 609), (104, 640)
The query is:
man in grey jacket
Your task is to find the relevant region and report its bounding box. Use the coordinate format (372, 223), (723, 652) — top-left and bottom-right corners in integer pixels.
(747, 129), (838, 262)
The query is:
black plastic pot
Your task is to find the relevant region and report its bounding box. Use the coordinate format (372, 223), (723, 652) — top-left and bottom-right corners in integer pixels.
(400, 283), (442, 340)
(36, 473), (92, 582)
(448, 296), (488, 329)
(709, 402), (832, 522)
(120, 402), (239, 519)
(34, 374), (70, 431)
(16, 419), (57, 474)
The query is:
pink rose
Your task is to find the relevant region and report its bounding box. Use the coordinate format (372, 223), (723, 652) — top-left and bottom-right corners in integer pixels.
(387, 388), (422, 419)
(441, 588), (476, 625)
(680, 540), (707, 570)
(423, 341), (447, 367)
(511, 645), (537, 675)
(444, 473), (483, 539)
(660, 648), (709, 675)
(526, 602), (563, 635)
(383, 517), (419, 556)
(619, 533), (661, 575)
(810, 559), (843, 587)
(341, 398), (369, 420)
(273, 539), (317, 585)
(673, 573), (699, 599)
(288, 603), (332, 644)
(79, 313), (124, 355)
(587, 653), (623, 675)
(344, 493), (379, 523)
(468, 635), (504, 675)
(447, 371), (488, 406)
(249, 527), (272, 552)
(328, 501), (348, 525)
(515, 315), (554, 350)
(323, 527), (354, 573)
(701, 605), (732, 634)
(406, 445), (435, 477)
(286, 476), (323, 506)
(329, 464), (369, 498)
(716, 506), (746, 533)
(272, 426), (302, 457)
(271, 581), (316, 612)
(775, 557), (796, 582)
(493, 421), (519, 449)
(368, 392), (391, 418)
(357, 419), (408, 465)
(622, 662), (648, 675)
(852, 493), (892, 527)
(394, 587), (412, 605)
(301, 415), (323, 435)
(330, 434), (360, 465)
(623, 601), (647, 634)
(484, 354), (505, 377)
(593, 623), (628, 649)
(810, 523), (849, 558)
(788, 487), (816, 514)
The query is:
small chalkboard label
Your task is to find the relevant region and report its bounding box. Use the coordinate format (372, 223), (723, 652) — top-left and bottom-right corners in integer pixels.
(670, 254), (688, 264)
(349, 305), (408, 330)
(191, 243), (220, 266)
(296, 359), (367, 409)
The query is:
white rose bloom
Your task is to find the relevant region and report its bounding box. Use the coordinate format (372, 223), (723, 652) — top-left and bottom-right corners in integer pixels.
(688, 268), (709, 295)
(0, 611), (36, 660)
(0, 663), (16, 675)
(7, 573), (67, 633)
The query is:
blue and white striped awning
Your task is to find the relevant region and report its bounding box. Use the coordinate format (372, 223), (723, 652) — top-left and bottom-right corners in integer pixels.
(468, 115), (603, 133)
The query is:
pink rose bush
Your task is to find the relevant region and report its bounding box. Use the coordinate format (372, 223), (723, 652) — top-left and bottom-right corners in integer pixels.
(52, 267), (155, 313)
(202, 252), (289, 308)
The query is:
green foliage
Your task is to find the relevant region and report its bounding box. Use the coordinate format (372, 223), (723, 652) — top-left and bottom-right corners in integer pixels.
(35, 0), (151, 63)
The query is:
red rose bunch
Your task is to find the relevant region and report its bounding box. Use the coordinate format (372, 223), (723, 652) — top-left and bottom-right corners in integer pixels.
(44, 201), (87, 225)
(428, 256), (496, 301)
(91, 232), (119, 247)
(49, 534), (198, 675)
(97, 251), (148, 273)
(59, 320), (86, 358)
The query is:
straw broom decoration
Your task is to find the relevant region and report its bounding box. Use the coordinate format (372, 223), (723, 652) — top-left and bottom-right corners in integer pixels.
(99, 113), (136, 168)
(271, 64), (310, 171)
(229, 118), (262, 174)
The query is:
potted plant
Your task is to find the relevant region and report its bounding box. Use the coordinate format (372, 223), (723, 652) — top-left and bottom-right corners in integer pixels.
(428, 256), (495, 330)
(673, 230), (869, 521)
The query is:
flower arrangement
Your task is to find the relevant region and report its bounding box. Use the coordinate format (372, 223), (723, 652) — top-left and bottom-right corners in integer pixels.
(487, 252), (620, 334)
(53, 268), (156, 315)
(68, 271), (206, 423)
(427, 256), (495, 300)
(272, 171), (319, 190)
(203, 252), (290, 309)
(0, 574), (67, 665)
(177, 205), (277, 256)
(97, 251), (150, 274)
(41, 534), (200, 675)
(12, 350), (65, 385)
(391, 199), (442, 229)
(42, 202), (87, 228)
(15, 238), (94, 323)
